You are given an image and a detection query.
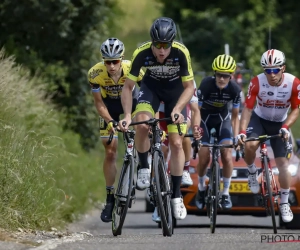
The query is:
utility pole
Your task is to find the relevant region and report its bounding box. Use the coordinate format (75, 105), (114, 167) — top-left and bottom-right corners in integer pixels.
(268, 26), (272, 49)
(224, 43), (230, 55)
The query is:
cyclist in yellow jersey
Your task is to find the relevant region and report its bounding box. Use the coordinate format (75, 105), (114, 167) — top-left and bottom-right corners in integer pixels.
(88, 38), (143, 223)
(119, 17), (196, 220)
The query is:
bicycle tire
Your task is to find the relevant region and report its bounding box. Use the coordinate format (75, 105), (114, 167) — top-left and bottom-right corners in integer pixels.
(210, 161), (219, 234)
(153, 151), (173, 236)
(112, 156), (134, 236)
(263, 156), (277, 233)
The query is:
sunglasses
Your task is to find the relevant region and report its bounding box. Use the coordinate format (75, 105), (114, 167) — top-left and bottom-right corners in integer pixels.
(215, 73), (231, 79)
(264, 68), (281, 74)
(152, 41), (172, 49)
(104, 60), (121, 65)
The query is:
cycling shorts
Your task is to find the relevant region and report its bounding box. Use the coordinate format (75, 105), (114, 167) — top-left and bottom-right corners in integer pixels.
(133, 81), (187, 134)
(246, 111), (292, 158)
(99, 99), (137, 138)
(200, 111), (232, 144)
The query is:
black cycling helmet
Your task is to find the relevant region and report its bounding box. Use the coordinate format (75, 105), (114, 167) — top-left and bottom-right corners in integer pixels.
(150, 17), (177, 43)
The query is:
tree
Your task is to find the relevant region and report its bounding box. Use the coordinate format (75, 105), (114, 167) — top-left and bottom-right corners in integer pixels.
(0, 0), (121, 150)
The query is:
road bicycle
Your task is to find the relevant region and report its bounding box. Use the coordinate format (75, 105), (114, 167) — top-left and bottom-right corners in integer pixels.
(129, 115), (182, 237)
(192, 128), (237, 233)
(107, 126), (138, 236)
(239, 133), (292, 233)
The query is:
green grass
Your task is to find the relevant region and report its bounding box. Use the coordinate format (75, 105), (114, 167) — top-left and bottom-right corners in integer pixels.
(0, 50), (105, 230)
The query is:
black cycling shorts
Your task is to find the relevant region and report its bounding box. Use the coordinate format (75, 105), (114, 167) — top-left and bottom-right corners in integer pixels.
(246, 111), (292, 158)
(200, 111), (232, 144)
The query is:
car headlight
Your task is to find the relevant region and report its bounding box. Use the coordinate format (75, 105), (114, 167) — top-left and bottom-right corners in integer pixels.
(272, 164), (298, 177)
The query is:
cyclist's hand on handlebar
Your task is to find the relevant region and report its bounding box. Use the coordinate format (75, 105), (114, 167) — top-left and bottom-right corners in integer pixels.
(106, 120), (118, 133)
(119, 116), (131, 132)
(280, 126), (290, 141)
(236, 130), (247, 145)
(193, 125), (203, 140)
(171, 110), (184, 124)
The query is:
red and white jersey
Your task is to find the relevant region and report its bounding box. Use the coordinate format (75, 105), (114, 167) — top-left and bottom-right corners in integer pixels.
(245, 73), (300, 122)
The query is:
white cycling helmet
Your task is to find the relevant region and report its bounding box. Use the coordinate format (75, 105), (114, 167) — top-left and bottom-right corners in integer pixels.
(100, 38), (125, 59)
(260, 49), (285, 68)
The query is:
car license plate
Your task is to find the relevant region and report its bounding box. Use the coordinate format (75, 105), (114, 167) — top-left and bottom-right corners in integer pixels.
(220, 182), (251, 193)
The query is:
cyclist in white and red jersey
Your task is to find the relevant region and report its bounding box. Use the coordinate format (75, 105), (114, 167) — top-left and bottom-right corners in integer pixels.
(236, 49), (300, 223)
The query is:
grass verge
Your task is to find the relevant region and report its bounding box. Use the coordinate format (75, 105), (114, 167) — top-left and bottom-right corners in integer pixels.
(0, 49), (105, 230)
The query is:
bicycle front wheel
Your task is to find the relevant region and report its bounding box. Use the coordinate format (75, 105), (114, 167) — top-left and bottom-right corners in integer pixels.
(210, 161), (219, 234)
(153, 151), (173, 237)
(112, 156), (135, 236)
(263, 156), (277, 233)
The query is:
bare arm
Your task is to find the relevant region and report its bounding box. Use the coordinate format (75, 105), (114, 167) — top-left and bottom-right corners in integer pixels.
(92, 92), (113, 122)
(173, 80), (194, 113)
(121, 78), (136, 119)
(190, 102), (200, 128)
(284, 108), (300, 128)
(231, 107), (240, 137)
(239, 107), (253, 132)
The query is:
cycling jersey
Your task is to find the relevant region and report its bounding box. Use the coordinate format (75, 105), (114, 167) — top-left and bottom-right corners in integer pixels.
(88, 60), (142, 138)
(130, 40), (194, 134)
(197, 76), (241, 117)
(88, 60), (143, 100)
(245, 73), (300, 122)
(127, 40), (193, 84)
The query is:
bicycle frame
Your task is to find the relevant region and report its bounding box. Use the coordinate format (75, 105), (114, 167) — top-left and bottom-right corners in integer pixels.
(259, 142), (280, 208)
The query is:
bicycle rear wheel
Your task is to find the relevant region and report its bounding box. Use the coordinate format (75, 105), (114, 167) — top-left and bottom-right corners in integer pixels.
(263, 156), (277, 233)
(112, 156), (134, 236)
(153, 151), (173, 236)
(209, 161), (219, 234)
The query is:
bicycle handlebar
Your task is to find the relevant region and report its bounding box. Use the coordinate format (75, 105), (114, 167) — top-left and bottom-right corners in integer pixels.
(239, 133), (292, 160)
(107, 114), (184, 145)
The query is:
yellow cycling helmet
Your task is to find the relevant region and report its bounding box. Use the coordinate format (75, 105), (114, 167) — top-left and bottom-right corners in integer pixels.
(212, 54), (236, 73)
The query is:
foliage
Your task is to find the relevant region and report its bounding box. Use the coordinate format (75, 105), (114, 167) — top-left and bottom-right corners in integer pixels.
(0, 51), (105, 230)
(157, 0), (300, 77)
(0, 0), (121, 150)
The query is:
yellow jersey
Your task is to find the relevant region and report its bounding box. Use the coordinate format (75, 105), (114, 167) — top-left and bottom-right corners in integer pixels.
(88, 60), (144, 99)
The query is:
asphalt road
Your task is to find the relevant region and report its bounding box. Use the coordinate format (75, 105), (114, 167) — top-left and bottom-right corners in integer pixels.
(1, 191), (299, 250)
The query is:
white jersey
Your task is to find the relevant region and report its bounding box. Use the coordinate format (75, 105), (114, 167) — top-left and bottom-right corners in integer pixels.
(245, 73), (300, 122)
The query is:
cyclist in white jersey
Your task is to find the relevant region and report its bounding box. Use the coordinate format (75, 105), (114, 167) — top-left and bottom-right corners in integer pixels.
(236, 49), (300, 223)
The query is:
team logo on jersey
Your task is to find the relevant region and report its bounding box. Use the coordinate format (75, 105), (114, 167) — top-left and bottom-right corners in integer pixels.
(89, 69), (102, 79)
(267, 91), (274, 96)
(138, 91), (144, 99)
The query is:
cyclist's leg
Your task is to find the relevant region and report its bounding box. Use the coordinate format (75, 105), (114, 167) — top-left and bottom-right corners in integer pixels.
(245, 112), (264, 193)
(165, 102), (187, 219)
(182, 103), (193, 186)
(132, 84), (160, 190)
(195, 115), (211, 209)
(268, 121), (293, 222)
(99, 112), (119, 222)
(218, 113), (235, 209)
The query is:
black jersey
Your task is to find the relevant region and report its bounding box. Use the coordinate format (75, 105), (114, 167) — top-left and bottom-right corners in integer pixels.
(127, 41), (194, 85)
(197, 76), (241, 116)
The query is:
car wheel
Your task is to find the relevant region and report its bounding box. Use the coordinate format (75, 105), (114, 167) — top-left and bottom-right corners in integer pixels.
(279, 213), (300, 229)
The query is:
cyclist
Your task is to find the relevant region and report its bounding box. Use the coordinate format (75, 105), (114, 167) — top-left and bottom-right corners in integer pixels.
(158, 80), (199, 186)
(119, 17), (195, 220)
(152, 81), (200, 222)
(88, 38), (143, 223)
(194, 54), (241, 210)
(236, 49), (300, 223)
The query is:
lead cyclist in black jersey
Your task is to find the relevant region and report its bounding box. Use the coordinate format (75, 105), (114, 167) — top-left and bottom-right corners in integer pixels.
(119, 17), (197, 220)
(194, 54), (241, 210)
